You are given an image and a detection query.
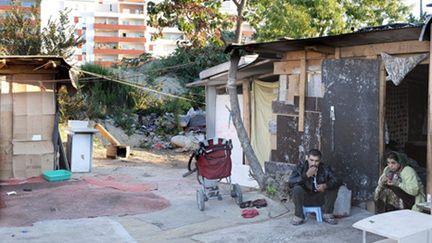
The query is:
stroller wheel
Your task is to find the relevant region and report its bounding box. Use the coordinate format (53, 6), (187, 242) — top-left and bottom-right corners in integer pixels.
(196, 188), (205, 211)
(231, 184), (243, 205)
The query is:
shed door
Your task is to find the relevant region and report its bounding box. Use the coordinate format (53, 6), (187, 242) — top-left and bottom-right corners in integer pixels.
(321, 59), (380, 201)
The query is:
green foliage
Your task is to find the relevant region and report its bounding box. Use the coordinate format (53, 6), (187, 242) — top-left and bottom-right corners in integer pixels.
(0, 1), (83, 58)
(111, 110), (138, 136)
(407, 12), (427, 25)
(133, 44), (229, 112)
(146, 45), (229, 85)
(147, 0), (234, 47)
(80, 64), (137, 118)
(118, 53), (153, 68)
(265, 184), (277, 197)
(0, 0), (42, 55)
(247, 0), (411, 41)
(42, 8), (85, 59)
(57, 86), (88, 123)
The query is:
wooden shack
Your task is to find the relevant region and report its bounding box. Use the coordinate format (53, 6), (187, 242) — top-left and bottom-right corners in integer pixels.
(0, 56), (74, 179)
(195, 23), (432, 204)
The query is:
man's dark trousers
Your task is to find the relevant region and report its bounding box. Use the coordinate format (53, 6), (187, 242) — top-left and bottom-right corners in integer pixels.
(292, 185), (338, 218)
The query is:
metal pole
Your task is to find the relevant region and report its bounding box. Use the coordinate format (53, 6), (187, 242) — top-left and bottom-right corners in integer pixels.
(421, 0), (423, 17)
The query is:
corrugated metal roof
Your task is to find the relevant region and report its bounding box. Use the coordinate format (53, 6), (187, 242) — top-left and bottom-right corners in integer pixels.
(0, 55), (75, 86)
(226, 26), (424, 55)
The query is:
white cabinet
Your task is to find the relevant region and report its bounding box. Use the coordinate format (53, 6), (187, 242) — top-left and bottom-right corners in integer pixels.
(66, 128), (98, 173)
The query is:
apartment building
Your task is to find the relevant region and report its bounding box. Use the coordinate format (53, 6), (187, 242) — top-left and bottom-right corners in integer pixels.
(0, 0), (39, 19)
(40, 0), (184, 67)
(2, 0), (253, 67)
(0, 0), (36, 10)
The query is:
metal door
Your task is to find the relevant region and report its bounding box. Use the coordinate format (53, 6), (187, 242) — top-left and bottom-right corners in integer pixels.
(321, 59), (380, 201)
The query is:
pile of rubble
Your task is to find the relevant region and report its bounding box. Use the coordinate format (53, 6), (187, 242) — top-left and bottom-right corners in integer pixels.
(95, 108), (206, 152)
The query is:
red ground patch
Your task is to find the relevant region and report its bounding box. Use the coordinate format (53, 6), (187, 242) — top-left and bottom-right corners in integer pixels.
(0, 178), (170, 226)
(81, 175), (157, 192)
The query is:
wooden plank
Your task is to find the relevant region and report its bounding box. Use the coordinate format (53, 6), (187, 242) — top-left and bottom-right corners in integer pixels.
(243, 79), (251, 165)
(278, 75), (287, 102)
(94, 123), (121, 146)
(298, 54), (306, 132)
(307, 59), (321, 71)
(335, 48), (341, 59)
(282, 50), (326, 60)
(0, 65), (59, 75)
(271, 114), (277, 150)
(340, 40), (429, 58)
(242, 79), (251, 138)
(0, 59), (6, 69)
(379, 62), (386, 173)
(426, 36), (432, 211)
(206, 86), (217, 137)
(287, 74), (299, 104)
(274, 60), (300, 74)
(304, 45), (335, 55)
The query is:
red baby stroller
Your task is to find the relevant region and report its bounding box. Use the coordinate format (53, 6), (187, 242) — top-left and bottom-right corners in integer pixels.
(186, 138), (242, 211)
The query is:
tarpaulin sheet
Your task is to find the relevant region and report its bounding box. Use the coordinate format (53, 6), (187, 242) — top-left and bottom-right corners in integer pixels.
(251, 80), (278, 167)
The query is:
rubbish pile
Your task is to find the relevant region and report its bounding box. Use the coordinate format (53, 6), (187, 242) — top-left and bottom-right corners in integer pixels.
(179, 107), (206, 133)
(95, 108), (206, 152)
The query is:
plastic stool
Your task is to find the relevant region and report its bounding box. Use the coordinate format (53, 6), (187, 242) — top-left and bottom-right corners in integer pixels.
(303, 206), (323, 223)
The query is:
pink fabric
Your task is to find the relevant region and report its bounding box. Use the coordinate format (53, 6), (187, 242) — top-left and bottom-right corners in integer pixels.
(81, 175), (157, 192)
(0, 180), (169, 226)
(241, 209), (259, 218)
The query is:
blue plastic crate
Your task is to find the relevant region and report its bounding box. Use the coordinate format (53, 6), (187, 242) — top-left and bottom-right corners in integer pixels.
(42, 170), (71, 182)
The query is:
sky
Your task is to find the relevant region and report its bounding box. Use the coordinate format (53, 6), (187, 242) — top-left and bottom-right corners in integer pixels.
(404, 0), (429, 17)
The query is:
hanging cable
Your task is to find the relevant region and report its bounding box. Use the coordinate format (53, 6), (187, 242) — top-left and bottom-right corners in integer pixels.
(71, 67), (206, 104)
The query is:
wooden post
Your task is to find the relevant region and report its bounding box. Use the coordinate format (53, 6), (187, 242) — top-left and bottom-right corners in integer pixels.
(278, 75), (287, 102)
(379, 61), (386, 173)
(298, 53), (306, 132)
(206, 86), (217, 138)
(243, 79), (251, 165)
(335, 48), (341, 59)
(427, 31), (432, 210)
(242, 79), (251, 138)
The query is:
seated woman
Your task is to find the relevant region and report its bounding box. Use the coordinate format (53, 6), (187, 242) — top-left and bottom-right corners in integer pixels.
(374, 151), (425, 213)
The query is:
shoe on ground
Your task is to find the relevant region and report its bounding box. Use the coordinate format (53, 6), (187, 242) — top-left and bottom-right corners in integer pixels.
(323, 213), (338, 225)
(291, 216), (304, 226)
(240, 200), (252, 209)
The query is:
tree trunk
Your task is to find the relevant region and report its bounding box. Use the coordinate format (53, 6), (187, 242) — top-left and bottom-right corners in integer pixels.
(227, 49), (267, 189)
(233, 0), (247, 44)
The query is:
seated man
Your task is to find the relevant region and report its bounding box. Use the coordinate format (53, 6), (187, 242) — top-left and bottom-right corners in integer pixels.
(374, 151), (425, 213)
(288, 149), (341, 225)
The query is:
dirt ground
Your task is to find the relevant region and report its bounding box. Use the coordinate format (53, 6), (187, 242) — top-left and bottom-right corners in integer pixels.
(0, 144), (384, 242)
(93, 145), (192, 169)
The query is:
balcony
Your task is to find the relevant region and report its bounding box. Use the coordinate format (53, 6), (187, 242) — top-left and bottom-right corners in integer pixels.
(94, 60), (119, 67)
(94, 48), (144, 55)
(94, 23), (145, 31)
(94, 36), (146, 43)
(118, 0), (145, 3)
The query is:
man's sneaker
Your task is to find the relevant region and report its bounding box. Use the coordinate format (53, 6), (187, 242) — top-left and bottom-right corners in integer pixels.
(291, 216), (304, 226)
(323, 214), (338, 225)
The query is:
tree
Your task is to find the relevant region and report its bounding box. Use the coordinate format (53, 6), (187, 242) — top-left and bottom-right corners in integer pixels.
(247, 0), (411, 41)
(226, 0), (273, 189)
(147, 0), (234, 47)
(42, 8), (85, 59)
(0, 0), (83, 58)
(0, 0), (42, 55)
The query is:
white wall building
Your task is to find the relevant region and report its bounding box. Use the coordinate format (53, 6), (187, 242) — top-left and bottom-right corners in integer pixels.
(40, 0), (184, 67)
(36, 0), (253, 67)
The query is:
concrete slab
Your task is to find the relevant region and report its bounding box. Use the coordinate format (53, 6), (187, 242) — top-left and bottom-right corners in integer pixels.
(0, 159), (386, 243)
(0, 217), (136, 243)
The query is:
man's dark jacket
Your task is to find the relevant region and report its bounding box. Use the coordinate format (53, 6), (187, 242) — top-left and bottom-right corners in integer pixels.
(288, 160), (340, 192)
